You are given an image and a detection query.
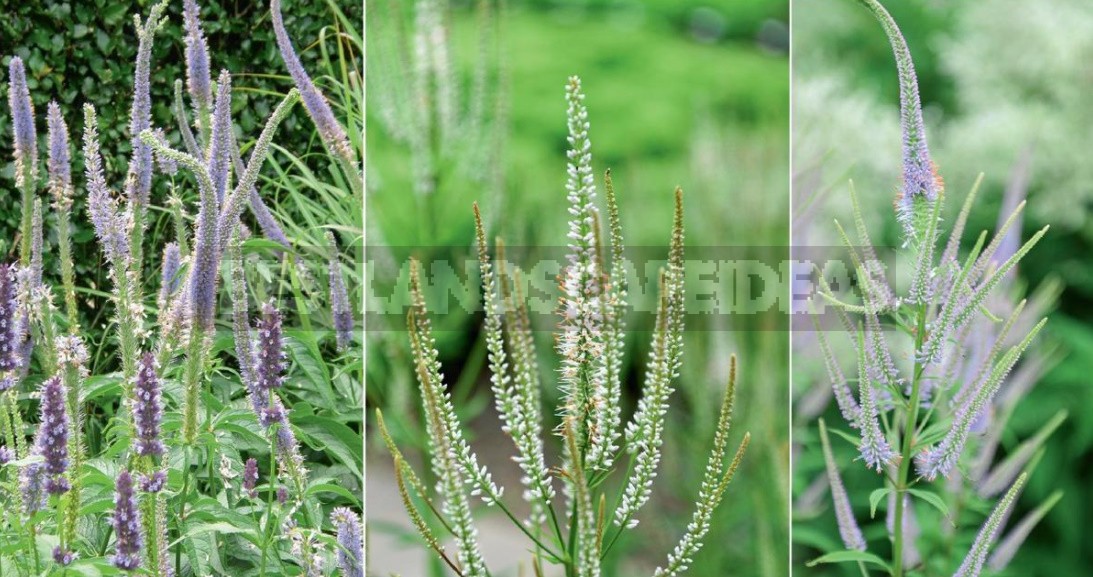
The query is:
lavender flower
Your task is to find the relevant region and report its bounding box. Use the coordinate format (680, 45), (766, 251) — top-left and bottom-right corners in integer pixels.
(46, 102), (72, 208)
(152, 128), (178, 175)
(20, 462), (47, 514)
(326, 232), (353, 351)
(139, 470), (167, 493)
(111, 470), (143, 571)
(188, 176), (220, 333)
(0, 446), (13, 464)
(0, 264), (18, 371)
(8, 57), (37, 190)
(820, 420), (866, 551)
(133, 352), (165, 458)
(127, 1), (168, 208)
(52, 546), (76, 566)
(159, 243), (182, 306)
(270, 0), (354, 164)
(182, 0), (212, 121)
(33, 376), (70, 494)
(855, 332), (896, 472)
(243, 457), (258, 498)
(331, 507), (364, 577)
(254, 300), (286, 405)
(208, 70), (233, 204)
(276, 485), (288, 504)
(83, 104), (132, 263)
(856, 0), (941, 240)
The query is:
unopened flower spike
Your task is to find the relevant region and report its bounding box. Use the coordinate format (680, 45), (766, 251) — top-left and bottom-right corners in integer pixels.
(952, 473), (1027, 577)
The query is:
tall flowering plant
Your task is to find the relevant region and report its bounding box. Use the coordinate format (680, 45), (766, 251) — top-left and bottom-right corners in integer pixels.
(379, 76), (749, 577)
(801, 1), (1063, 576)
(0, 0), (360, 573)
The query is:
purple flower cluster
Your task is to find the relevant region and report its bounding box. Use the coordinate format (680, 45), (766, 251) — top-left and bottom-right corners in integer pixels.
(0, 264), (18, 372)
(33, 376), (70, 494)
(159, 243), (182, 306)
(243, 457), (258, 498)
(46, 102), (72, 207)
(254, 300), (286, 418)
(7, 57), (37, 187)
(133, 352), (165, 458)
(82, 105), (132, 263)
(208, 70), (233, 204)
(52, 546), (76, 566)
(20, 462), (47, 514)
(327, 233), (353, 352)
(0, 446), (13, 464)
(183, 0), (212, 117)
(331, 507), (363, 577)
(140, 470), (167, 493)
(111, 470), (143, 571)
(270, 0), (354, 164)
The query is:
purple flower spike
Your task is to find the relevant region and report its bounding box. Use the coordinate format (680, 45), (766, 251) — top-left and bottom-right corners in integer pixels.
(34, 376), (70, 494)
(331, 507), (364, 577)
(152, 128), (178, 176)
(270, 0), (354, 164)
(139, 470), (167, 493)
(857, 0), (941, 239)
(127, 2), (168, 208)
(8, 57), (37, 188)
(111, 471), (143, 571)
(46, 102), (72, 207)
(159, 243), (181, 305)
(255, 300), (286, 396)
(276, 485), (288, 504)
(20, 462), (47, 514)
(0, 264), (19, 371)
(208, 70), (233, 204)
(243, 457), (258, 498)
(183, 0), (212, 118)
(0, 446), (13, 464)
(83, 105), (132, 263)
(133, 352), (165, 458)
(327, 233), (353, 352)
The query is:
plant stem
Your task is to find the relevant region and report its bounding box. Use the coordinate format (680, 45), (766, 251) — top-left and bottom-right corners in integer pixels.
(892, 304), (927, 577)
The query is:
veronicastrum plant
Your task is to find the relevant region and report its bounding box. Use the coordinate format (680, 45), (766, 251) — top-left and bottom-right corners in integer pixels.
(804, 1), (1063, 576)
(0, 0), (361, 574)
(378, 76), (750, 577)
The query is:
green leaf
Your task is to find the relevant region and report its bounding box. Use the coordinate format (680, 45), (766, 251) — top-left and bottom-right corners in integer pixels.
(295, 415), (363, 481)
(807, 550), (892, 572)
(869, 487), (892, 518)
(908, 488), (950, 519)
(306, 482), (361, 504)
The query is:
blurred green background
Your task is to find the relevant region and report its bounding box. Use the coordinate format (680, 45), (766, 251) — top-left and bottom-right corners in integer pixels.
(792, 0), (1093, 574)
(367, 0), (788, 575)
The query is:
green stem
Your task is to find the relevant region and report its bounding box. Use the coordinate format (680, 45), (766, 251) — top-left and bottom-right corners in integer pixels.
(892, 304), (927, 577)
(175, 448), (191, 575)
